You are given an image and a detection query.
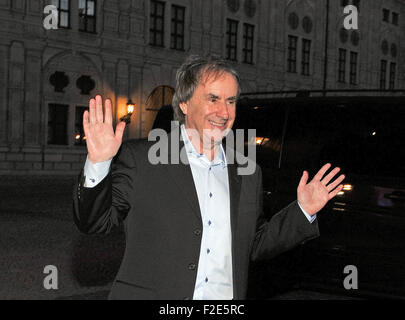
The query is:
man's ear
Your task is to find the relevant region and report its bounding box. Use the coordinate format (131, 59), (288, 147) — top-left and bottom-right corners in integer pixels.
(179, 102), (188, 115)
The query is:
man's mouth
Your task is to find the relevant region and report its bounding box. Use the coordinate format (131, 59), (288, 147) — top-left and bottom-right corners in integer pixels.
(208, 120), (227, 128)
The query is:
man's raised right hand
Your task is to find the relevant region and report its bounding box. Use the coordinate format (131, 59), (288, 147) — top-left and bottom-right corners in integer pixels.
(83, 95), (126, 164)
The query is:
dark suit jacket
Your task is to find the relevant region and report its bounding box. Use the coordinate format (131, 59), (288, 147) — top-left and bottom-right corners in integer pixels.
(73, 135), (319, 300)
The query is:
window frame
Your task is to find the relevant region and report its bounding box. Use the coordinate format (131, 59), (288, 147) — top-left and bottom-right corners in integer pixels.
(380, 60), (387, 90)
(287, 35), (298, 73)
(382, 8), (390, 22)
(78, 0), (97, 34)
(242, 23), (254, 64)
(149, 0), (166, 47)
(338, 48), (347, 83)
(47, 103), (69, 146)
(226, 19), (239, 61)
(301, 38), (311, 76)
(52, 0), (71, 29)
(170, 5), (185, 50)
(349, 51), (358, 85)
(389, 62), (396, 90)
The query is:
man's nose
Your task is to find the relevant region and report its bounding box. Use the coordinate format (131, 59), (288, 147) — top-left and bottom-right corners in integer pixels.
(216, 101), (229, 119)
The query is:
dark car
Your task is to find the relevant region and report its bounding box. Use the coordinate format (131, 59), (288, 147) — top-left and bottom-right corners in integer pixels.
(152, 92), (405, 298)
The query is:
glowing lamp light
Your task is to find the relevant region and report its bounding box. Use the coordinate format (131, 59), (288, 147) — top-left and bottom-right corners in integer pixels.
(127, 101), (135, 114)
(75, 134), (81, 140)
(337, 191), (345, 196)
(120, 99), (135, 124)
(343, 184), (353, 191)
(255, 137), (270, 146)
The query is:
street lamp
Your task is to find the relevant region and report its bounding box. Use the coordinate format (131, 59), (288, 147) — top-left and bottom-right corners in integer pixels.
(120, 99), (135, 124)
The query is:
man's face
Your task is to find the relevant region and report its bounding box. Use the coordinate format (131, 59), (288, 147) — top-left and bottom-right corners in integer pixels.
(179, 71), (238, 150)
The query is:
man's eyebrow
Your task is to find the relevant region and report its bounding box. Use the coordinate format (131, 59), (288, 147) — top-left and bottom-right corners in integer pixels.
(206, 94), (237, 101)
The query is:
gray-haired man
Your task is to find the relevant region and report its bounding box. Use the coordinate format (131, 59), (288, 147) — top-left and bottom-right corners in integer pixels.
(73, 55), (344, 299)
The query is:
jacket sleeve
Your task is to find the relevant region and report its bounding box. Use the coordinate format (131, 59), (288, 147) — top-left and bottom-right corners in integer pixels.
(250, 167), (320, 262)
(73, 141), (136, 234)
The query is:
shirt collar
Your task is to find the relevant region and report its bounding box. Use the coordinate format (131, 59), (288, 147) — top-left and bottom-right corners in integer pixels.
(180, 124), (226, 168)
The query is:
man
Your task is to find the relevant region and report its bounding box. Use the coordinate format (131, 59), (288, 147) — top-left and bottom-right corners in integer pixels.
(73, 55), (345, 300)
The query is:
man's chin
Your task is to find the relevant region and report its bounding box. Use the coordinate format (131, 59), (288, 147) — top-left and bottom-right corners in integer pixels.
(203, 128), (230, 143)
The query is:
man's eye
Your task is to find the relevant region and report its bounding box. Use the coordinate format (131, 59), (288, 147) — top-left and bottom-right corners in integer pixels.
(210, 98), (217, 102)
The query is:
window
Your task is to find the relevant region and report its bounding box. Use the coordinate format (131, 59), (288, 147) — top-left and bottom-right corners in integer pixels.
(48, 104), (68, 145)
(150, 0), (165, 47)
(389, 62), (396, 89)
(301, 39), (311, 76)
(392, 12), (399, 26)
(338, 49), (346, 83)
(226, 19), (238, 61)
(287, 35), (298, 73)
(51, 0), (70, 28)
(243, 23), (254, 64)
(383, 9), (390, 22)
(75, 106), (88, 146)
(349, 51), (358, 85)
(170, 5), (185, 50)
(79, 0), (96, 33)
(380, 60), (387, 89)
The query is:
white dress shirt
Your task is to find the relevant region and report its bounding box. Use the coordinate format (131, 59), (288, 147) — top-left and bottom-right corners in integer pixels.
(82, 125), (316, 300)
(180, 125), (234, 300)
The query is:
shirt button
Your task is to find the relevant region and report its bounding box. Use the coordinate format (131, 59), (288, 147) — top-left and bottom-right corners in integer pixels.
(207, 249), (210, 254)
(205, 277), (208, 283)
(209, 192), (212, 198)
(194, 229), (202, 236)
(208, 220), (212, 226)
(188, 263), (196, 270)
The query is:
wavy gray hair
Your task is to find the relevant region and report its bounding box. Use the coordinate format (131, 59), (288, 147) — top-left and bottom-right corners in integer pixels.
(172, 55), (241, 124)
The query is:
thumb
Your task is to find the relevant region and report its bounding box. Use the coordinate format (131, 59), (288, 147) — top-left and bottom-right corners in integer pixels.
(115, 121), (126, 142)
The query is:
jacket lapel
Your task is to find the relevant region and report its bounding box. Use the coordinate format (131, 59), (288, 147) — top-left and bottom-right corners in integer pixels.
(165, 133), (202, 222)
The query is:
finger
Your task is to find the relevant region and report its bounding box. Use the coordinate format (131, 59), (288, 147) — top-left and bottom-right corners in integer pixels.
(327, 174), (345, 192)
(95, 95), (104, 123)
(313, 163), (332, 181)
(298, 171), (309, 190)
(89, 98), (96, 124)
(322, 167), (341, 185)
(328, 184), (344, 200)
(105, 99), (113, 125)
(83, 110), (90, 133)
(115, 121), (126, 142)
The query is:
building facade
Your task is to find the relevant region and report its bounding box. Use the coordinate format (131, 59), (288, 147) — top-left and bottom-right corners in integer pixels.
(0, 0), (404, 173)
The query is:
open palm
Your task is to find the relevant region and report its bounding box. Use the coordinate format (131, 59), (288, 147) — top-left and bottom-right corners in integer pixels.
(297, 163), (345, 216)
(83, 95), (126, 163)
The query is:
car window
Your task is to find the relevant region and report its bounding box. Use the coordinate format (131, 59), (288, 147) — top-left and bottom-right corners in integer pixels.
(283, 100), (405, 179)
(234, 102), (287, 171)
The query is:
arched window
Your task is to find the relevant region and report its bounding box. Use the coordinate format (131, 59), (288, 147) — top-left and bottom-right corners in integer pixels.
(143, 85), (175, 136)
(145, 85), (175, 111)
